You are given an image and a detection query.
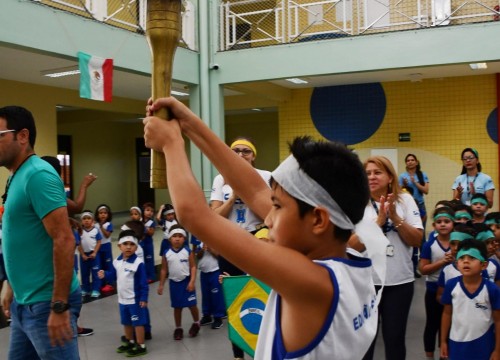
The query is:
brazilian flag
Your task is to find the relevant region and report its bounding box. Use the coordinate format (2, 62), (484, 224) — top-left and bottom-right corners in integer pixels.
(222, 276), (271, 357)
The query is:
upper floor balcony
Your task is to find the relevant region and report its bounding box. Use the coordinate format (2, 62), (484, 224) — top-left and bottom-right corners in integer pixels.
(31, 0), (500, 51)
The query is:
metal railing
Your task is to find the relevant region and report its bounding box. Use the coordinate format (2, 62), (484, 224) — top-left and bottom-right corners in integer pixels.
(31, 0), (197, 50)
(220, 0), (500, 50)
(29, 0), (500, 52)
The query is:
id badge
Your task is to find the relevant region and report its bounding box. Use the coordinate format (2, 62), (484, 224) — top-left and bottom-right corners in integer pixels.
(386, 245), (395, 257)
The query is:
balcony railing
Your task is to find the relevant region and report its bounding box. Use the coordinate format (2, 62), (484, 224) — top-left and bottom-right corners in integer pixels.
(30, 0), (500, 52)
(31, 0), (197, 50)
(219, 0), (500, 50)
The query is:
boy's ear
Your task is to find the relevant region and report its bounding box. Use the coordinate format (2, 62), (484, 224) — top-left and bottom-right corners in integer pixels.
(310, 206), (332, 235)
(481, 260), (489, 271)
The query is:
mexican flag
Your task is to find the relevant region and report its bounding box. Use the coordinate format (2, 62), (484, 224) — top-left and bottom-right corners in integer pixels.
(78, 51), (113, 102)
(222, 276), (271, 357)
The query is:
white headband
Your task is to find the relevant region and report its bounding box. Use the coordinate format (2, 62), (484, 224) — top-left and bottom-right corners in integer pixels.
(165, 209), (175, 215)
(272, 155), (354, 230)
(80, 211), (93, 219)
(118, 235), (138, 245)
(130, 206), (142, 215)
(272, 154), (388, 306)
(168, 228), (187, 238)
(98, 205), (109, 212)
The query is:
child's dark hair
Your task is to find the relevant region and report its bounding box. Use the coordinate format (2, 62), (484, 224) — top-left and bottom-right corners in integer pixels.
(448, 199), (464, 210)
(95, 204), (112, 222)
(453, 203), (472, 216)
(142, 202), (155, 210)
(41, 156), (61, 175)
(284, 136), (369, 242)
(453, 223), (476, 237)
(472, 222), (494, 239)
(432, 206), (455, 219)
(124, 220), (145, 240)
(471, 193), (488, 204)
(486, 212), (500, 226)
(457, 238), (488, 260)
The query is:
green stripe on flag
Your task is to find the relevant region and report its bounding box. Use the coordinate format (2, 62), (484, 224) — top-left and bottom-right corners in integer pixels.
(222, 276), (271, 357)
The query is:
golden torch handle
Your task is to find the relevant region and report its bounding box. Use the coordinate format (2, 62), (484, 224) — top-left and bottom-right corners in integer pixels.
(146, 0), (182, 189)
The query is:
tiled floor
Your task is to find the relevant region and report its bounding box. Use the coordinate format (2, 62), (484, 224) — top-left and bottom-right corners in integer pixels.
(0, 213), (430, 359)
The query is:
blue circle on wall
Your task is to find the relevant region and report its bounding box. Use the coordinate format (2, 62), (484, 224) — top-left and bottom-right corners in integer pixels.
(486, 108), (498, 144)
(310, 83), (386, 145)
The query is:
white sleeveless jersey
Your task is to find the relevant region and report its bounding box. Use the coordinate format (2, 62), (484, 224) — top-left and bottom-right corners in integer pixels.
(254, 254), (377, 359)
(113, 254), (144, 305)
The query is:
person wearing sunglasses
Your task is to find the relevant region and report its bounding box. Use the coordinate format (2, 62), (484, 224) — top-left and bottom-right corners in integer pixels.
(209, 137), (271, 360)
(0, 106), (81, 359)
(452, 148), (495, 207)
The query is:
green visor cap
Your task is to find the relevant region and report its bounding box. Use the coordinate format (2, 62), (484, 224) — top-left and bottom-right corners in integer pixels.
(450, 232), (474, 242)
(456, 248), (486, 262)
(475, 230), (495, 241)
(471, 198), (488, 206)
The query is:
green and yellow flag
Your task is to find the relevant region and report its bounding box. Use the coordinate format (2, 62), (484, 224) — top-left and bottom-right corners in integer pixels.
(222, 276), (271, 357)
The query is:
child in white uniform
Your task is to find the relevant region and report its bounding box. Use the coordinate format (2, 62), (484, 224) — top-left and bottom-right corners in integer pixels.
(157, 225), (200, 340)
(440, 239), (500, 360)
(98, 230), (148, 357)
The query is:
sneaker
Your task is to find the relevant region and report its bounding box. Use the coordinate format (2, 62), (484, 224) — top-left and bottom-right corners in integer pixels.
(126, 345), (147, 357)
(117, 341), (134, 353)
(189, 322), (201, 337)
(77, 327), (94, 336)
(145, 331), (152, 340)
(173, 328), (183, 340)
(90, 291), (100, 298)
(101, 284), (115, 293)
(211, 318), (223, 329)
(200, 315), (213, 326)
(81, 291), (89, 297)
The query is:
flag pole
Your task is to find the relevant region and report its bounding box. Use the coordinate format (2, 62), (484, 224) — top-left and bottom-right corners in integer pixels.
(146, 0), (182, 189)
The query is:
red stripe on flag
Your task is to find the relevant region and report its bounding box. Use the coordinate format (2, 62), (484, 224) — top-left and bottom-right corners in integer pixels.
(103, 58), (113, 102)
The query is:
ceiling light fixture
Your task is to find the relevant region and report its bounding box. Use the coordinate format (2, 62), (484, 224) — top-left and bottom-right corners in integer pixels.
(285, 78), (308, 84)
(171, 90), (189, 96)
(469, 62), (487, 70)
(41, 66), (80, 78)
(251, 108), (262, 111)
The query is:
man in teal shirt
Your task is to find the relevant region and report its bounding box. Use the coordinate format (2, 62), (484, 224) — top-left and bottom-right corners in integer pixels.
(0, 106), (81, 360)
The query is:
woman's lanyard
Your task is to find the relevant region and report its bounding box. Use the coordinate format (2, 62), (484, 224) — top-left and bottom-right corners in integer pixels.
(464, 174), (478, 200)
(370, 199), (395, 235)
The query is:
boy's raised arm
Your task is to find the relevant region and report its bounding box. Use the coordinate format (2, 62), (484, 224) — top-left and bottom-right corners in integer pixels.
(147, 97), (272, 220)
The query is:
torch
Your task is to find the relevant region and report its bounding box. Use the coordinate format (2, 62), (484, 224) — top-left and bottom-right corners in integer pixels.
(146, 0), (182, 188)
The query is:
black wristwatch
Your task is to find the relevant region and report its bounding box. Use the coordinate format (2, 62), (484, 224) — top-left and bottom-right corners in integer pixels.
(50, 300), (70, 314)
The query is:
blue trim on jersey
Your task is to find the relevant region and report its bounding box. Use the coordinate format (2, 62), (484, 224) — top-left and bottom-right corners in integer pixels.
(271, 265), (339, 359)
(322, 253), (372, 268)
(460, 277), (486, 300)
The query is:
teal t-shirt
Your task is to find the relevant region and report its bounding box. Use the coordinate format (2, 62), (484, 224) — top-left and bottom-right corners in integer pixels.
(3, 156), (80, 304)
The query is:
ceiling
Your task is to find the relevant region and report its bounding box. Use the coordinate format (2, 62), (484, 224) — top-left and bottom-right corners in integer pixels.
(2, 45), (500, 112)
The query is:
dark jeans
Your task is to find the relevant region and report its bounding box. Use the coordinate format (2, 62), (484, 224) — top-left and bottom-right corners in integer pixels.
(363, 282), (414, 360)
(423, 289), (443, 353)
